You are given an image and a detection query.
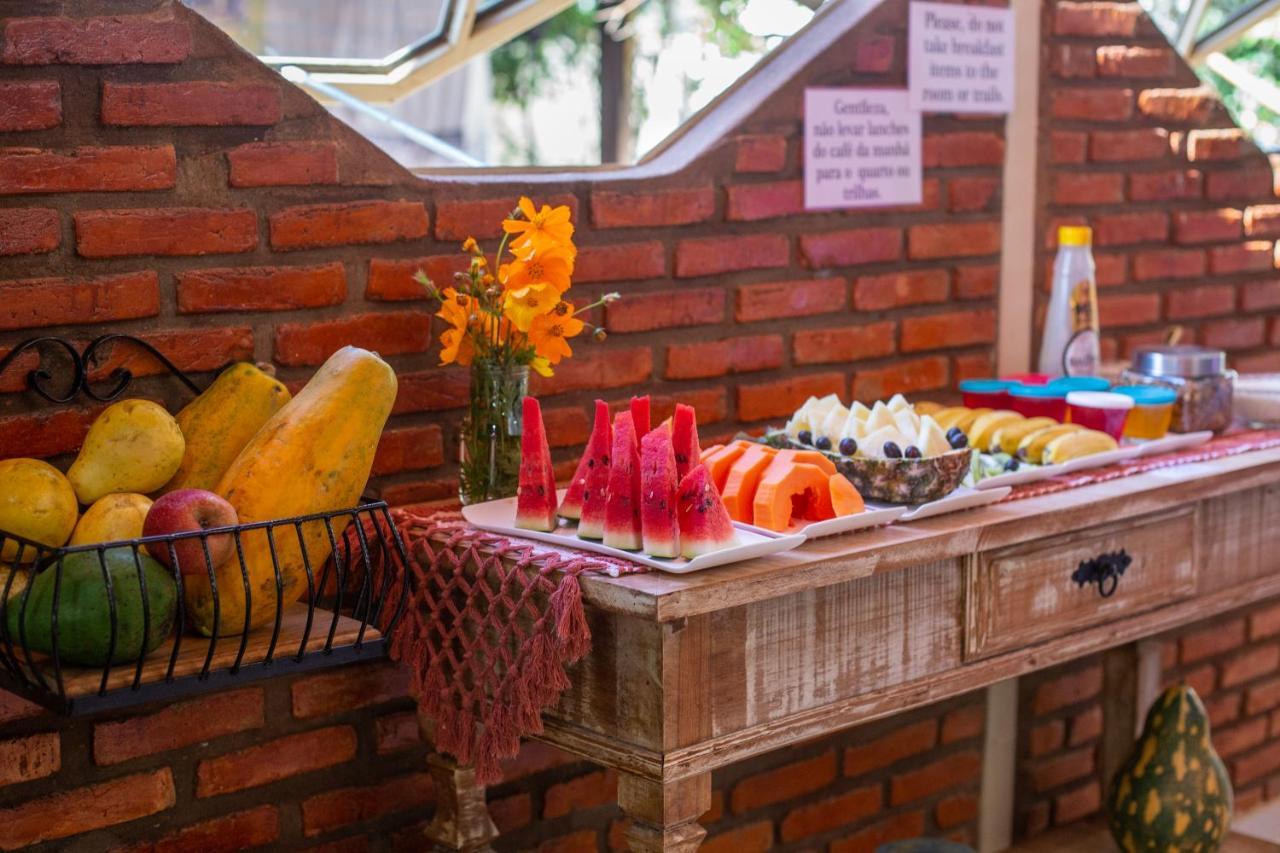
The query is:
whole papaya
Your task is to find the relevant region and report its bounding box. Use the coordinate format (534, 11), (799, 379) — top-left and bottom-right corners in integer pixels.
(0, 459), (78, 562)
(68, 399), (185, 504)
(4, 549), (177, 667)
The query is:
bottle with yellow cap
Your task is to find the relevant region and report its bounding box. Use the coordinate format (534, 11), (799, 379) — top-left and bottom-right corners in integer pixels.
(1039, 225), (1100, 377)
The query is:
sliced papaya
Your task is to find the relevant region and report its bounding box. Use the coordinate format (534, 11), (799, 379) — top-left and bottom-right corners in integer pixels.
(720, 445), (777, 522)
(788, 449), (836, 476)
(829, 474), (865, 517)
(703, 444), (747, 492)
(752, 458), (834, 532)
(699, 444), (724, 463)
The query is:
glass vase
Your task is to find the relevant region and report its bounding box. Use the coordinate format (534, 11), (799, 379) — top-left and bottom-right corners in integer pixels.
(458, 361), (529, 505)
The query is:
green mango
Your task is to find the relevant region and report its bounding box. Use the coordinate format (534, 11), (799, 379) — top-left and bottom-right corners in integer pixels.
(1107, 685), (1233, 852)
(4, 549), (177, 667)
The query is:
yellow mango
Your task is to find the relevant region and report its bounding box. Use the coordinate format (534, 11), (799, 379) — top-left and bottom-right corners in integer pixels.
(164, 363), (291, 494)
(69, 493), (153, 546)
(67, 399), (185, 504)
(189, 346), (397, 636)
(0, 459), (78, 562)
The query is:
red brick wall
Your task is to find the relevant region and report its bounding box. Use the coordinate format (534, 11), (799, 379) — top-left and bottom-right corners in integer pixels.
(0, 0), (1005, 503)
(1040, 0), (1280, 371)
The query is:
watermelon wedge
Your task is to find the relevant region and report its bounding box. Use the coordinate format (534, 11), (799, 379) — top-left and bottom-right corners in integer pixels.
(629, 395), (651, 437)
(602, 411), (642, 550)
(676, 464), (736, 558)
(576, 412), (614, 541)
(515, 396), (557, 531)
(560, 399), (610, 521)
(672, 403), (701, 481)
(639, 423), (680, 558)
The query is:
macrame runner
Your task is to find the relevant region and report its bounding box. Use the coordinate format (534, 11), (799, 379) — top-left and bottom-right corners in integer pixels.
(347, 507), (649, 784)
(340, 428), (1280, 784)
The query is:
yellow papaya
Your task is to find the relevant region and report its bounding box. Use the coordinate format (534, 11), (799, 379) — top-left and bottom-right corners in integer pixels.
(0, 459), (78, 562)
(67, 399), (185, 504)
(163, 363), (291, 494)
(189, 346), (397, 636)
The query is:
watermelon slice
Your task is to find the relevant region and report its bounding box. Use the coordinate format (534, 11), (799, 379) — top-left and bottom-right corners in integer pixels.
(639, 424), (680, 558)
(676, 464), (736, 558)
(560, 399), (610, 521)
(671, 403), (701, 481)
(629, 395), (651, 437)
(576, 412), (614, 541)
(515, 396), (557, 531)
(602, 411), (642, 550)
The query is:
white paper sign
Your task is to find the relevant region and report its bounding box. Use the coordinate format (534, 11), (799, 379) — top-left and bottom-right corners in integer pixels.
(909, 2), (1014, 114)
(803, 88), (922, 210)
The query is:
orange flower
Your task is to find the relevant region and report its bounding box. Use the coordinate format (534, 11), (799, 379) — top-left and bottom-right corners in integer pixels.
(503, 197), (574, 254)
(436, 287), (475, 366)
(528, 302), (584, 364)
(502, 283), (558, 332)
(499, 249), (573, 294)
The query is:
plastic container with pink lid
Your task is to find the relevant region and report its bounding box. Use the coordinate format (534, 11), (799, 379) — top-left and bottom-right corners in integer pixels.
(1065, 391), (1134, 440)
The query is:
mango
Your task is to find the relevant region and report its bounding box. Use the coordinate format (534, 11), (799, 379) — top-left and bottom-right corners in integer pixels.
(67, 399), (185, 505)
(69, 493), (153, 546)
(0, 459), (78, 563)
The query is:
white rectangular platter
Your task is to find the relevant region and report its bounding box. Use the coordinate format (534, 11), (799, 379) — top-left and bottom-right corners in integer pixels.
(1131, 430), (1213, 457)
(735, 505), (907, 540)
(973, 443), (1144, 490)
(461, 493), (806, 574)
(866, 485), (1011, 521)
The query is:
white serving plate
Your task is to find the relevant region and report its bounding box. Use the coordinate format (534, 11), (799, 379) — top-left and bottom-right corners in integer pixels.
(460, 492), (806, 574)
(972, 462), (1060, 491)
(1129, 430), (1213, 458)
(867, 485), (1011, 521)
(735, 505), (907, 540)
(1055, 443), (1143, 474)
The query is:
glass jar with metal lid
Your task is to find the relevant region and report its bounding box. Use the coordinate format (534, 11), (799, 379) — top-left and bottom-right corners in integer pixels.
(1119, 345), (1235, 433)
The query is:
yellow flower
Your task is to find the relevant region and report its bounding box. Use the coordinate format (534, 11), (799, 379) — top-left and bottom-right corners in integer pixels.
(502, 283), (558, 332)
(436, 287), (474, 366)
(530, 355), (554, 377)
(503, 197), (574, 254)
(499, 250), (573, 294)
(528, 303), (584, 364)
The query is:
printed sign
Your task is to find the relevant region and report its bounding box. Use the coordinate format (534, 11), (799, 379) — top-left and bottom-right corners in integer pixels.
(908, 1), (1014, 114)
(803, 88), (922, 210)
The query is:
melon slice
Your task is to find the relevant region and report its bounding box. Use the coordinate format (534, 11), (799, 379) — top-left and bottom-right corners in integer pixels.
(676, 464), (736, 558)
(560, 399), (610, 520)
(602, 411), (642, 550)
(671, 403), (701, 481)
(639, 424), (680, 558)
(576, 408), (615, 540)
(829, 474), (865, 517)
(752, 458), (835, 532)
(515, 396), (557, 531)
(720, 445), (776, 523)
(630, 395), (651, 437)
(703, 443), (747, 492)
(864, 401), (896, 433)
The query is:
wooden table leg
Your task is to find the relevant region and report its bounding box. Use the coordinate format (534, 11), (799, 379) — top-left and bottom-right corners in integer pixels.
(422, 749), (498, 852)
(618, 772), (711, 852)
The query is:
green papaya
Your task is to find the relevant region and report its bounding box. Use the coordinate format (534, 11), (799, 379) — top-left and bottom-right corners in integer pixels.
(1107, 684), (1232, 853)
(4, 549), (177, 667)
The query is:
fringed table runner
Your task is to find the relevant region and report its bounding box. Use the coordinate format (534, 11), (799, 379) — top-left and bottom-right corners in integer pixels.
(349, 430), (1280, 783)
(352, 508), (650, 784)
(1003, 428), (1280, 501)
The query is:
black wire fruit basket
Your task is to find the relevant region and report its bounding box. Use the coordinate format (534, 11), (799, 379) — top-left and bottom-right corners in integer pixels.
(0, 335), (410, 714)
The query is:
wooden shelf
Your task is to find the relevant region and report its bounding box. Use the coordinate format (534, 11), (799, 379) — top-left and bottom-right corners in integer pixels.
(2, 604), (381, 709)
(1004, 819), (1280, 852)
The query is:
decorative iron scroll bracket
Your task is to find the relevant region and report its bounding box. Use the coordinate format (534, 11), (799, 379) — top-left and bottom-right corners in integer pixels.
(0, 335), (202, 403)
(1072, 549), (1132, 598)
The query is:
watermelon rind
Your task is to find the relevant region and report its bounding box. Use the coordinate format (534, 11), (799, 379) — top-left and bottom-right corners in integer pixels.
(515, 396), (557, 532)
(677, 463), (736, 558)
(602, 411), (642, 550)
(640, 424), (680, 558)
(561, 399), (610, 520)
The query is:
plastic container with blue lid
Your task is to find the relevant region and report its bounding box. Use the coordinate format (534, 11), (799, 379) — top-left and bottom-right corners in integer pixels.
(1114, 385), (1177, 440)
(1047, 376), (1112, 393)
(1008, 383), (1067, 420)
(959, 379), (1016, 409)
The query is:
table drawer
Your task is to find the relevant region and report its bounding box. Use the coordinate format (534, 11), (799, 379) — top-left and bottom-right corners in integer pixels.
(964, 507), (1196, 661)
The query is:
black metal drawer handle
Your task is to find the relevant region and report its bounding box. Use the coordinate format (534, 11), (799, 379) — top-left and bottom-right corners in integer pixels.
(1071, 549), (1133, 598)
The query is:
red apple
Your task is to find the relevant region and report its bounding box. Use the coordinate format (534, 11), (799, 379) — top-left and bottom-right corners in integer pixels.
(143, 489), (238, 576)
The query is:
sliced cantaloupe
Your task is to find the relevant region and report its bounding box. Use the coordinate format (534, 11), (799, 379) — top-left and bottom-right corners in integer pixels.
(698, 444), (724, 463)
(704, 444), (747, 492)
(720, 445), (777, 522)
(829, 474), (865, 517)
(752, 458), (835, 532)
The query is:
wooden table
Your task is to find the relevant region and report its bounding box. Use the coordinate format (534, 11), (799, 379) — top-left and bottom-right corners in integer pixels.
(422, 448), (1280, 852)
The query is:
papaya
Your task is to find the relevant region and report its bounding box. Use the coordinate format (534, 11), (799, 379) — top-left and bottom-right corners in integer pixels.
(752, 458), (835, 532)
(4, 549), (177, 667)
(0, 459), (78, 563)
(67, 399), (185, 504)
(189, 346), (397, 636)
(164, 362), (291, 494)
